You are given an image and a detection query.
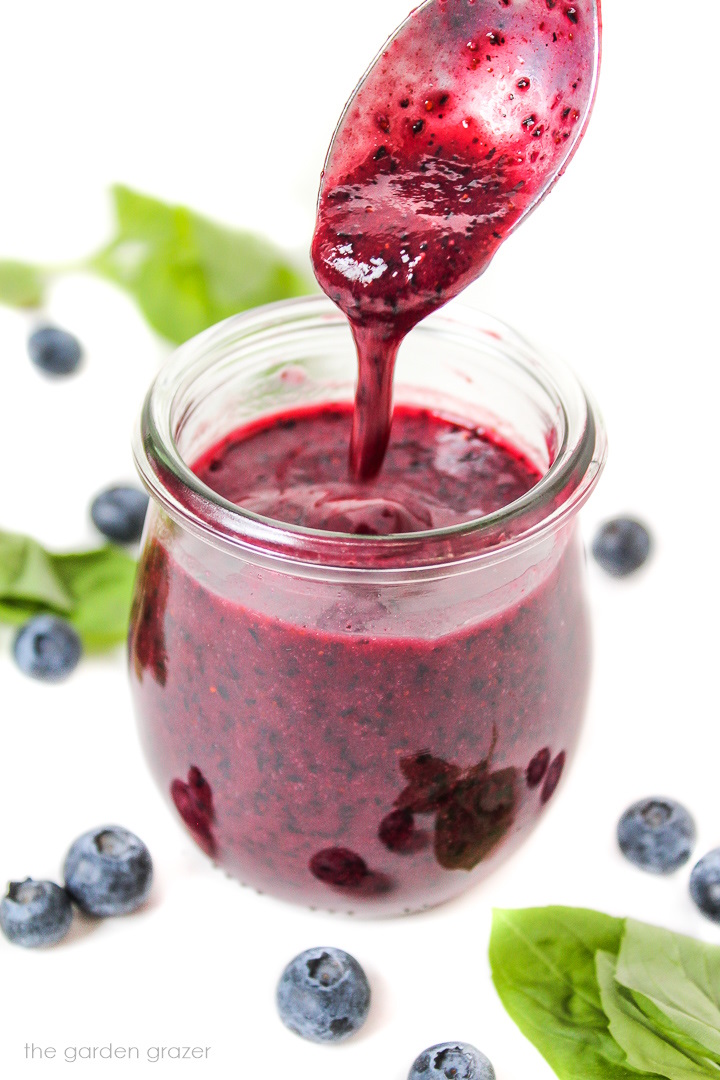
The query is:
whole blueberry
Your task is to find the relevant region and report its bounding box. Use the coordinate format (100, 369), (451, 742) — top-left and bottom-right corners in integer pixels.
(591, 517), (651, 577)
(64, 826), (153, 916)
(0, 879), (73, 947)
(27, 325), (82, 376)
(12, 615), (82, 682)
(408, 1042), (496, 1080)
(617, 797), (695, 873)
(690, 849), (720, 923)
(90, 486), (149, 544)
(276, 946), (371, 1043)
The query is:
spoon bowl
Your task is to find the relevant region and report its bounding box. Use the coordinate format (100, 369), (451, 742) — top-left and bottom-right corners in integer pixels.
(311, 0), (601, 477)
(314, 0), (601, 323)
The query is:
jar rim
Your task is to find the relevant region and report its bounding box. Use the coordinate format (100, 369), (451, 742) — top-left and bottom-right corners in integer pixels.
(134, 295), (607, 576)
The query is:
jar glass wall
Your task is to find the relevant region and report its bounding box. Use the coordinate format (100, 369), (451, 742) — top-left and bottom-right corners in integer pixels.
(129, 296), (606, 915)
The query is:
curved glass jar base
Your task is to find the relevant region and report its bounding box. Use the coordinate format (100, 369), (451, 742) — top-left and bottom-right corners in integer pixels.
(129, 297), (605, 917)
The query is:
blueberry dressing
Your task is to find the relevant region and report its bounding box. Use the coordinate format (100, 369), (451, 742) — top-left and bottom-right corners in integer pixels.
(129, 0), (600, 912)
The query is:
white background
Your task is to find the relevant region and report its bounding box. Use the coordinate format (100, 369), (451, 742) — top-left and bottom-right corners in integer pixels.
(1, 0), (719, 1076)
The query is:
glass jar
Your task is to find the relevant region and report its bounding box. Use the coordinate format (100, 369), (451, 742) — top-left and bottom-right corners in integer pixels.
(129, 295), (606, 916)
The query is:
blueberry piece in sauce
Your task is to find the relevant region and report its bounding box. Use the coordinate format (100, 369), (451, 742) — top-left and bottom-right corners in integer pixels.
(0, 879), (73, 947)
(309, 848), (368, 887)
(690, 849), (720, 923)
(617, 797), (696, 874)
(540, 751), (566, 805)
(64, 826), (153, 916)
(131, 542), (169, 686)
(408, 1041), (496, 1080)
(379, 808), (416, 852)
(170, 766), (217, 858)
(526, 747), (551, 788)
(591, 517), (651, 577)
(27, 325), (82, 376)
(276, 946), (371, 1043)
(12, 615), (82, 682)
(91, 485), (149, 543)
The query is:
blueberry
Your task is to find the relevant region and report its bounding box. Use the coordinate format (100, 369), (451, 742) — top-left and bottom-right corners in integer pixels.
(591, 517), (651, 577)
(408, 1042), (496, 1080)
(690, 849), (720, 923)
(27, 325), (82, 376)
(617, 797), (695, 873)
(91, 485), (149, 543)
(64, 826), (153, 916)
(12, 615), (82, 682)
(0, 879), (73, 948)
(276, 946), (371, 1043)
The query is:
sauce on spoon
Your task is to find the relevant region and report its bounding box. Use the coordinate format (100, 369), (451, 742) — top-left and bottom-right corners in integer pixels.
(312, 0), (600, 478)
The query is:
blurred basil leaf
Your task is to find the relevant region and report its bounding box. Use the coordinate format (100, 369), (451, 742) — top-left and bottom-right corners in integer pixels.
(91, 185), (314, 343)
(0, 529), (136, 651)
(0, 260), (45, 307)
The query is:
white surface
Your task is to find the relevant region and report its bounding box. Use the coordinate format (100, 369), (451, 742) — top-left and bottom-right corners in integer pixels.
(1, 0), (720, 1076)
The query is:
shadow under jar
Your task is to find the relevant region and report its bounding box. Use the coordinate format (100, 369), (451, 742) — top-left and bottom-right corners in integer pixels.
(129, 296), (606, 916)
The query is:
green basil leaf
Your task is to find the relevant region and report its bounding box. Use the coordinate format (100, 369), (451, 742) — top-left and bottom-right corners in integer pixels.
(489, 907), (647, 1080)
(0, 260), (45, 307)
(0, 529), (136, 650)
(52, 548), (137, 651)
(0, 531), (74, 613)
(596, 950), (718, 1079)
(615, 920), (720, 1063)
(92, 185), (314, 343)
(627, 991), (720, 1072)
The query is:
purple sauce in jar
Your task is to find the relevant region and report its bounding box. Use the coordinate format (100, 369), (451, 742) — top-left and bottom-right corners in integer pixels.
(128, 299), (605, 915)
